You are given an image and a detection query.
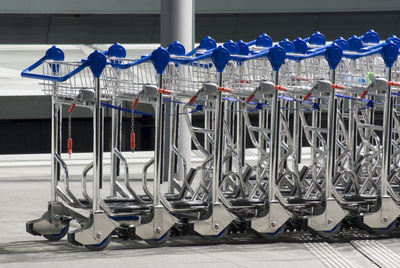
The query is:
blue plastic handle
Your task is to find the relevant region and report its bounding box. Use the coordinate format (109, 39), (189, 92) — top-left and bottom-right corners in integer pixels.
(107, 43), (127, 58)
(381, 41), (399, 68)
(212, 46), (230, 72)
(223, 40), (240, 55)
(168, 41), (186, 56)
(151, 47), (170, 74)
(325, 44), (343, 70)
(21, 46), (90, 82)
(308, 31), (326, 46)
(268, 45), (286, 71)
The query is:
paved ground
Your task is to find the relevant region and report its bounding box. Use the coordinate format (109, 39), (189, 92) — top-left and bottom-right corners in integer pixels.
(1, 152), (400, 268)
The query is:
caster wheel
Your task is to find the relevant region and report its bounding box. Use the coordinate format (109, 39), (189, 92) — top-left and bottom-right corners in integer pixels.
(43, 222), (70, 241)
(367, 221), (397, 235)
(314, 223), (342, 238)
(144, 230), (171, 246)
(207, 228), (229, 240)
(255, 226), (284, 240)
(84, 235), (111, 251)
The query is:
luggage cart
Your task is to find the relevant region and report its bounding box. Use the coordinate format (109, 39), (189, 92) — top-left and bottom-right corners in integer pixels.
(21, 45), (182, 250)
(20, 29), (400, 250)
(22, 47), (118, 249)
(156, 46), (239, 237)
(291, 39), (400, 234)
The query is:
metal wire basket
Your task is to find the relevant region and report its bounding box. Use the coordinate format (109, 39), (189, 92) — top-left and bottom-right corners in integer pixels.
(39, 60), (113, 100)
(102, 59), (157, 99)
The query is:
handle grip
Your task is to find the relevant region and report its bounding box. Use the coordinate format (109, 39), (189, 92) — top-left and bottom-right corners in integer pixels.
(189, 95), (198, 104)
(132, 98), (139, 109)
(158, 88), (173, 95)
(388, 81), (400, 87)
(239, 80), (251, 84)
(21, 58), (89, 82)
(67, 138), (73, 155)
(130, 133), (136, 150)
(218, 87), (232, 93)
(360, 90), (368, 99)
(275, 85), (288, 91)
(68, 103), (76, 113)
(246, 93), (255, 103)
(332, 84), (345, 89)
(304, 92), (312, 101)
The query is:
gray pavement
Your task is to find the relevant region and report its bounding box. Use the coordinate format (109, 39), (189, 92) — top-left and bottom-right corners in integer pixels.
(0, 152), (399, 267)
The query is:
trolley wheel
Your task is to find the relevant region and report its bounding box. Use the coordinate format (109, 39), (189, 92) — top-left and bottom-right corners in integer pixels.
(43, 222), (70, 241)
(366, 221), (397, 235)
(206, 228), (229, 240)
(84, 235), (111, 251)
(314, 222), (342, 238)
(255, 226), (284, 240)
(144, 230), (171, 246)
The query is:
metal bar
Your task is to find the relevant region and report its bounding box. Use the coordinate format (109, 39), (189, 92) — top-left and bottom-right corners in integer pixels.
(92, 77), (102, 211)
(110, 98), (121, 197)
(268, 70), (280, 202)
(325, 69), (337, 199)
(381, 67), (393, 196)
(212, 73), (224, 204)
(154, 74), (164, 207)
(51, 95), (60, 202)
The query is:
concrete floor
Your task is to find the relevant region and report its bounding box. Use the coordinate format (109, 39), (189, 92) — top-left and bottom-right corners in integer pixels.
(1, 152), (400, 267)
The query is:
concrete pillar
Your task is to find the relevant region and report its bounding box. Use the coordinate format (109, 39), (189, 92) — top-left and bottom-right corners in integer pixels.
(161, 0), (194, 182)
(161, 0), (194, 49)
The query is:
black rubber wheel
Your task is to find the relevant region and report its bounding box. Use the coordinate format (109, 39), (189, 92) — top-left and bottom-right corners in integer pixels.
(43, 222), (70, 241)
(84, 235), (111, 251)
(255, 226), (284, 240)
(144, 230), (171, 246)
(314, 222), (342, 238)
(206, 228), (229, 240)
(366, 221), (397, 235)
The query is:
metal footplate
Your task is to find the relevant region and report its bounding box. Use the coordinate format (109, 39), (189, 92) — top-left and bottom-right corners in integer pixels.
(68, 211), (118, 246)
(135, 206), (179, 240)
(308, 198), (347, 231)
(194, 203), (236, 236)
(363, 196), (400, 229)
(26, 201), (71, 236)
(251, 201), (291, 233)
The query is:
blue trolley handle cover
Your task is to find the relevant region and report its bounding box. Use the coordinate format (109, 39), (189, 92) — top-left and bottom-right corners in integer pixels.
(21, 46), (111, 82)
(21, 46), (90, 82)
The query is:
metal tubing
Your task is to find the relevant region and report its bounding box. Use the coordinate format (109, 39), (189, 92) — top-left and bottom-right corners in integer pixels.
(292, 100), (300, 170)
(205, 97), (212, 153)
(110, 98), (121, 197)
(225, 102), (234, 172)
(348, 98), (356, 166)
(212, 73), (224, 204)
(258, 96), (267, 155)
(154, 74), (164, 207)
(381, 67), (393, 197)
(257, 94), (268, 181)
(311, 100), (319, 182)
(92, 77), (102, 212)
(325, 69), (337, 199)
(51, 95), (60, 202)
(168, 101), (178, 193)
(268, 70), (280, 202)
(237, 100), (245, 166)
